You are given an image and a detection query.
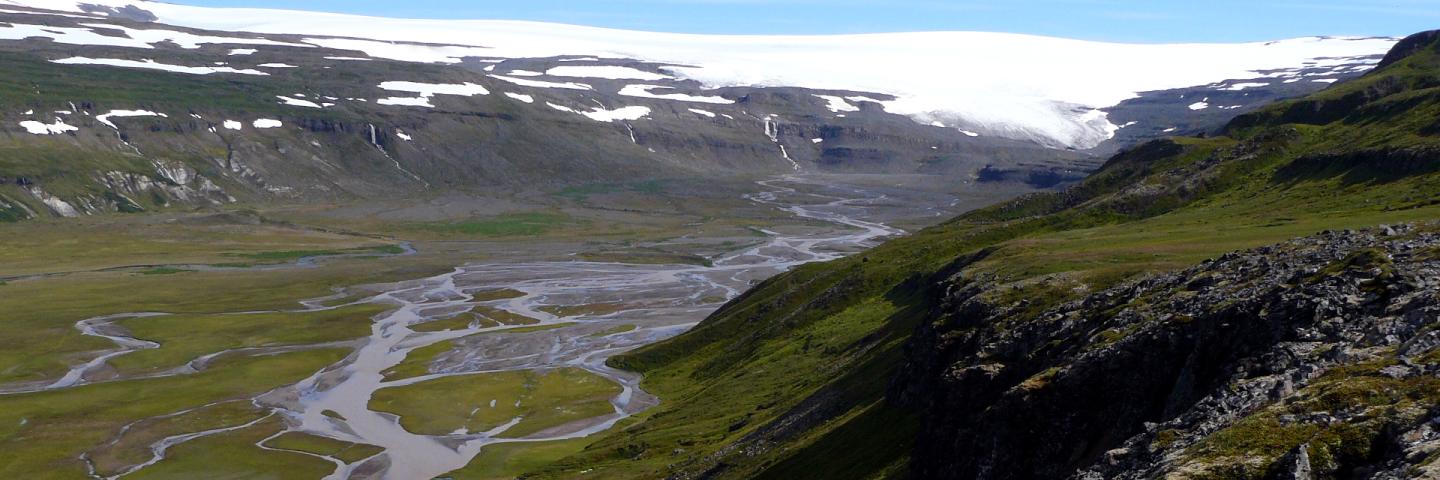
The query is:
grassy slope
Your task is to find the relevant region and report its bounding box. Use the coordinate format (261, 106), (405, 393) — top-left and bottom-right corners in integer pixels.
(534, 33), (1440, 479)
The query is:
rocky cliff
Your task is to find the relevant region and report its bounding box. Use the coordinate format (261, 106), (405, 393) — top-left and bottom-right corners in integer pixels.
(901, 225), (1440, 479)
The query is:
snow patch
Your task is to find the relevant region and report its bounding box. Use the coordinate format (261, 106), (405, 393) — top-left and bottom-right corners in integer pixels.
(252, 119), (282, 129)
(377, 97), (434, 107)
(688, 108), (716, 118)
(18, 119), (78, 135)
(618, 85), (731, 104)
(376, 81), (489, 108)
(1188, 101), (1210, 110)
(503, 92), (534, 103)
(0, 22), (151, 48)
(301, 37), (491, 64)
(223, 120), (242, 130)
(545, 65), (670, 81)
(546, 102), (650, 122)
(52, 57), (269, 75)
(814, 95), (859, 113)
(491, 75), (591, 90)
(229, 48), (256, 55)
(1223, 82), (1269, 91)
(277, 96), (323, 108)
(76, 22), (311, 49)
(379, 81), (490, 97)
(256, 62), (298, 68)
(0, 21), (308, 51)
(96, 109), (166, 129)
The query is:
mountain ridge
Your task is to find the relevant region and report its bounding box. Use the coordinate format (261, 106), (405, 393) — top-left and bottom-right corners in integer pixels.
(0, 3), (1392, 222)
(0, 0), (1397, 149)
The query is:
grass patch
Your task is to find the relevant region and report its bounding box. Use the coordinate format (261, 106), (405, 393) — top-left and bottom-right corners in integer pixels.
(0, 216), (445, 384)
(472, 305), (541, 325)
(412, 314), (485, 333)
(264, 431), (384, 464)
(229, 244), (404, 263)
(88, 400), (266, 477)
(127, 416), (336, 480)
(111, 304), (387, 375)
(138, 267), (189, 276)
(417, 213), (572, 237)
(1183, 356), (1440, 477)
(383, 340), (459, 381)
(588, 325), (638, 338)
(578, 251), (713, 267)
(446, 437), (597, 480)
(471, 289), (527, 302)
(538, 303), (630, 318)
(554, 180), (665, 202)
(0, 348), (350, 478)
(370, 368), (621, 438)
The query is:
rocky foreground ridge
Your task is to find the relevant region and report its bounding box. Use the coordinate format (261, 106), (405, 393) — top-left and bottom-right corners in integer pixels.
(900, 224), (1440, 479)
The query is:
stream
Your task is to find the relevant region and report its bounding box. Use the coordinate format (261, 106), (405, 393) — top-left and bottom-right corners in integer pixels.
(276, 177), (909, 479)
(24, 176), (941, 479)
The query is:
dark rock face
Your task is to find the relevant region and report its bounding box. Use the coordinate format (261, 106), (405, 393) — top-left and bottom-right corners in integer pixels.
(1277, 146), (1440, 183)
(897, 226), (1440, 479)
(77, 3), (158, 22)
(1093, 55), (1386, 156)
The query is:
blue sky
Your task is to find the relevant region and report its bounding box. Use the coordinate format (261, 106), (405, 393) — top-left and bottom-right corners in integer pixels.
(172, 1), (1440, 43)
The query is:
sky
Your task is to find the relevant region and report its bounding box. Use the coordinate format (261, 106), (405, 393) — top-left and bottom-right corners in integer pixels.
(168, 0), (1440, 43)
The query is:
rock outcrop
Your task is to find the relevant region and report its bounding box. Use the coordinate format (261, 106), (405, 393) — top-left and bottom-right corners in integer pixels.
(899, 225), (1440, 479)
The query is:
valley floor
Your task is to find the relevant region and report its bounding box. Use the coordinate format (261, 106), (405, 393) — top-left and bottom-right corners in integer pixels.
(0, 175), (964, 479)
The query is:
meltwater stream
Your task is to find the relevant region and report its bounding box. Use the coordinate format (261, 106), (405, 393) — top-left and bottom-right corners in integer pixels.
(269, 178), (910, 480)
(35, 176), (933, 480)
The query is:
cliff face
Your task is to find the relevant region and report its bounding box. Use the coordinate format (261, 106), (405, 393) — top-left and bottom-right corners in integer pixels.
(900, 225), (1440, 479)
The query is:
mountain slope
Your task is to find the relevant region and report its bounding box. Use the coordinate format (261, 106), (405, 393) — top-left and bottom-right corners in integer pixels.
(6, 0), (1395, 149)
(0, 4), (1393, 222)
(526, 30), (1440, 480)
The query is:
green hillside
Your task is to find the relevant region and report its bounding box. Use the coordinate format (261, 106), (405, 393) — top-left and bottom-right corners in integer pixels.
(526, 30), (1440, 480)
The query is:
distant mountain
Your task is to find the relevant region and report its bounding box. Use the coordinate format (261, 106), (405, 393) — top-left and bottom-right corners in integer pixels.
(2, 0), (1396, 149)
(0, 1), (1395, 220)
(539, 30), (1440, 480)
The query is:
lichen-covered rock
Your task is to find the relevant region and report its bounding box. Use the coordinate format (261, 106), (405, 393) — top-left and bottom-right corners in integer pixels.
(900, 225), (1440, 479)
